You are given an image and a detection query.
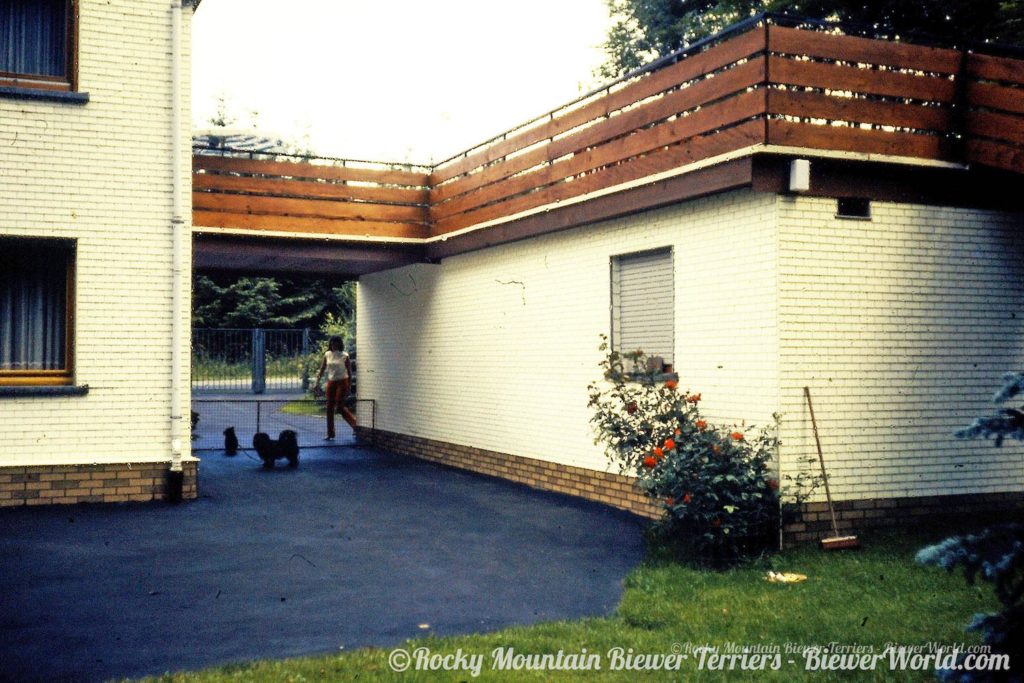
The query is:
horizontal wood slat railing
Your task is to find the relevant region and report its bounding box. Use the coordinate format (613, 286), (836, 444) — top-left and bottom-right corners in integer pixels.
(192, 153), (432, 240)
(193, 17), (1024, 242)
(964, 52), (1024, 174)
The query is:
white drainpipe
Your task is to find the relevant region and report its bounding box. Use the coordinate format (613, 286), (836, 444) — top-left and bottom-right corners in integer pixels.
(170, 0), (184, 473)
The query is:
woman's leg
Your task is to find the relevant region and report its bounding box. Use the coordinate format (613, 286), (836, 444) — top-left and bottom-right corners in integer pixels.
(325, 379), (340, 438)
(339, 377), (358, 429)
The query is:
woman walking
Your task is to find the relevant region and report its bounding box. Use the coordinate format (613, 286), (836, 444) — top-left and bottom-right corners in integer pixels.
(315, 336), (357, 440)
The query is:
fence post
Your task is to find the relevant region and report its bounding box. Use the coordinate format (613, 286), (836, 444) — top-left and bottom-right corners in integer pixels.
(252, 328), (266, 394)
(301, 328), (311, 391)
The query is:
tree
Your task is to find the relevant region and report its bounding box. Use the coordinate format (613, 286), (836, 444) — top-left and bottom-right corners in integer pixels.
(915, 373), (1024, 682)
(192, 273), (355, 331)
(598, 0), (1024, 79)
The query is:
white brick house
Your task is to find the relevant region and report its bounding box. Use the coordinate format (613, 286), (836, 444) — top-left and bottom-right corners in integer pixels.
(187, 19), (1024, 539)
(357, 187), (1024, 538)
(0, 0), (197, 505)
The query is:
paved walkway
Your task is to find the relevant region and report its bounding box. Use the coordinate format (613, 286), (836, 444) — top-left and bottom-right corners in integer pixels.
(0, 439), (644, 681)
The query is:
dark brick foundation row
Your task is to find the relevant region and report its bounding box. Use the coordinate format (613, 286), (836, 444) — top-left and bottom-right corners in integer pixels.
(357, 427), (1024, 544)
(0, 460), (198, 507)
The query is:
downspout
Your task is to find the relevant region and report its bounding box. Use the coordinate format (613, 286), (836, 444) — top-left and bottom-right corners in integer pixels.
(168, 0), (185, 498)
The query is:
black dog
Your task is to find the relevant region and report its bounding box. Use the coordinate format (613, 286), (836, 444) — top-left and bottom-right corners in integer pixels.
(223, 427), (239, 456)
(252, 430), (299, 469)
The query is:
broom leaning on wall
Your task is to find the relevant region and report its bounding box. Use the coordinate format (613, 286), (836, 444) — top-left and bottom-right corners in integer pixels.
(803, 386), (860, 551)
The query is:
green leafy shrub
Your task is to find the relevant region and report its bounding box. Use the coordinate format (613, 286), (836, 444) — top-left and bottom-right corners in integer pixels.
(587, 339), (784, 564)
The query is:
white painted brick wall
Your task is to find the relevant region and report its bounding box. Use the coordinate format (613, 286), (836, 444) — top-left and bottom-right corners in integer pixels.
(0, 1), (193, 465)
(358, 189), (780, 472)
(777, 196), (1024, 500)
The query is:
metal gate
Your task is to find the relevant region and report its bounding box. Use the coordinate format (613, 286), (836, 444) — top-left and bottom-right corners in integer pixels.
(192, 328), (312, 393)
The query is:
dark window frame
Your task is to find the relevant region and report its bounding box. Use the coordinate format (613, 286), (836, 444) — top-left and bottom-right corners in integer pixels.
(0, 237), (76, 386)
(0, 0), (79, 92)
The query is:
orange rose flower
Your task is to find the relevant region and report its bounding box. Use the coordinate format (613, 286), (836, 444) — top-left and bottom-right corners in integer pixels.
(731, 431), (744, 441)
(682, 493), (692, 505)
(653, 447), (664, 458)
(642, 456), (657, 468)
(665, 497), (675, 506)
(665, 379), (678, 390)
(687, 393), (701, 403)
(674, 427), (681, 436)
(696, 419), (707, 431)
(664, 438), (675, 451)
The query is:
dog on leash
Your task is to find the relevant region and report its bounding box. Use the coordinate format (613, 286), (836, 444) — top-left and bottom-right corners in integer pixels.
(252, 430), (299, 469)
(223, 427), (239, 456)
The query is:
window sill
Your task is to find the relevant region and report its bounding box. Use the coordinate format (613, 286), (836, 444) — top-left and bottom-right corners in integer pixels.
(0, 86), (89, 104)
(0, 384), (89, 397)
(606, 371), (680, 384)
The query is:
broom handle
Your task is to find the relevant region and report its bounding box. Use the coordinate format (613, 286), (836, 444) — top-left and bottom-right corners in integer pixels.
(804, 386), (841, 537)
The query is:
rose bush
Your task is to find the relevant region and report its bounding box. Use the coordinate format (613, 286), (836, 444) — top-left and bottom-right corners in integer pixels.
(588, 339), (787, 563)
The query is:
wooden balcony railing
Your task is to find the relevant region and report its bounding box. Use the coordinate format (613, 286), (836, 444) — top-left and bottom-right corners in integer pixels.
(193, 17), (1024, 243)
(192, 153), (431, 240)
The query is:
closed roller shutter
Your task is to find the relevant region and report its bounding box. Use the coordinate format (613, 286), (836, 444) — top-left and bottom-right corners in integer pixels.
(611, 248), (673, 365)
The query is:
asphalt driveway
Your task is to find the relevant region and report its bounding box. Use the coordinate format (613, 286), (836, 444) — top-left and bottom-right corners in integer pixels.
(0, 440), (644, 682)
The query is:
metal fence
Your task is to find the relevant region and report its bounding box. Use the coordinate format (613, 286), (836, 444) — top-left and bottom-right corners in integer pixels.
(191, 398), (375, 453)
(192, 328), (312, 393)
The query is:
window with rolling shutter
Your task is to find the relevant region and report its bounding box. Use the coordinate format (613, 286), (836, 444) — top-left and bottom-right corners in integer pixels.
(610, 248), (673, 367)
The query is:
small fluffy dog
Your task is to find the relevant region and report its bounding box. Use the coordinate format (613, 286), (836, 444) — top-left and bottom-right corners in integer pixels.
(223, 427), (239, 456)
(252, 430), (299, 469)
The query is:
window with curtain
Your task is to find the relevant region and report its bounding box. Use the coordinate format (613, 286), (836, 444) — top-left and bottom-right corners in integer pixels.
(0, 0), (73, 88)
(0, 239), (74, 384)
(610, 248), (674, 368)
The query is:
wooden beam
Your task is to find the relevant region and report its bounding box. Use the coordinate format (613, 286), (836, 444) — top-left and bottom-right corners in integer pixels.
(193, 193), (428, 223)
(768, 56), (956, 102)
(768, 25), (960, 73)
(193, 210), (430, 239)
(427, 157), (754, 260)
(193, 234), (425, 277)
(193, 155), (429, 187)
(193, 173), (429, 205)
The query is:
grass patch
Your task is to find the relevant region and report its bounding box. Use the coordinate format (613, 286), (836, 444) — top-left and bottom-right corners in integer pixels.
(192, 357), (305, 381)
(130, 526), (993, 682)
(279, 396), (324, 416)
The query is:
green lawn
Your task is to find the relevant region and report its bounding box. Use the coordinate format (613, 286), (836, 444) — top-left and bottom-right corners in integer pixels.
(130, 525), (997, 682)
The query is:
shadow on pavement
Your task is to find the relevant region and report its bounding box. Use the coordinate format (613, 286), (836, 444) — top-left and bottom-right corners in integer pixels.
(0, 427), (645, 681)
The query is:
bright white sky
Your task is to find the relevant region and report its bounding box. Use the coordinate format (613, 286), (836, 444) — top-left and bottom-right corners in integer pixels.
(191, 0), (614, 165)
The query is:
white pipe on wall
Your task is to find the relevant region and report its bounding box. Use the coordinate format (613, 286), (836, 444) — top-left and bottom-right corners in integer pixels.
(170, 0), (184, 472)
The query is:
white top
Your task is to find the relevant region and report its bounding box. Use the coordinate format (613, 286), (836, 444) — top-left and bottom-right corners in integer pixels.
(324, 350), (350, 382)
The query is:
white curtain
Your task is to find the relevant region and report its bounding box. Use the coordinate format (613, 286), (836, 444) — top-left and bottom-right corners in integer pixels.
(0, 0), (68, 78)
(0, 249), (66, 371)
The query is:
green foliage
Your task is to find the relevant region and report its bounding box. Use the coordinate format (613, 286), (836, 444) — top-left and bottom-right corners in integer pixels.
(192, 274), (354, 331)
(598, 0), (1024, 79)
(588, 339), (792, 563)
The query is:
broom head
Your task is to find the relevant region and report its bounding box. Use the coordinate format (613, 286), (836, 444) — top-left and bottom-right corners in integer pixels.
(820, 535), (860, 551)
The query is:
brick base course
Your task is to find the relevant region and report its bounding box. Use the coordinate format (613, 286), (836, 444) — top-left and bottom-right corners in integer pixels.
(356, 427), (660, 518)
(785, 492), (1024, 544)
(0, 461), (198, 507)
(358, 427), (1024, 544)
